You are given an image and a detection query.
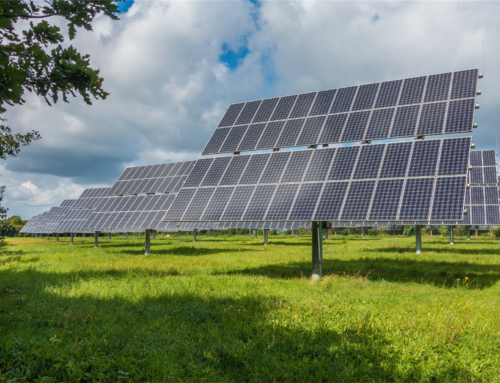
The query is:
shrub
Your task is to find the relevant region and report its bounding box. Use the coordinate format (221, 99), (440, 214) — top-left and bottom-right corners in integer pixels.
(341, 229), (349, 236)
(403, 226), (414, 236)
(494, 228), (500, 239)
(367, 228), (378, 236)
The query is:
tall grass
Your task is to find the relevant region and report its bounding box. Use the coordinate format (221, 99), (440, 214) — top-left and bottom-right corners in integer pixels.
(1, 233), (499, 381)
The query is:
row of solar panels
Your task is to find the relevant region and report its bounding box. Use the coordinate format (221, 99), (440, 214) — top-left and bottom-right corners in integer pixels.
(204, 69), (479, 155)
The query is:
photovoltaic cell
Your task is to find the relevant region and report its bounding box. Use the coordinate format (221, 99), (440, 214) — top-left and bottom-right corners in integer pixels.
(281, 150), (313, 183)
(184, 158), (213, 188)
(265, 184), (300, 220)
(182, 188), (215, 221)
(276, 119), (304, 147)
(219, 125), (248, 153)
(352, 83), (379, 111)
(201, 187), (234, 221)
(416, 102), (447, 135)
(202, 128), (230, 155)
(270, 95), (297, 121)
(289, 92), (316, 118)
(219, 156), (249, 186)
(390, 105), (419, 138)
(470, 167), (483, 184)
(364, 108), (395, 140)
(483, 167), (497, 184)
(239, 154), (269, 185)
(235, 101), (261, 125)
(445, 99), (475, 134)
(319, 114), (347, 143)
(486, 205), (500, 225)
(295, 116), (326, 146)
(407, 140), (440, 177)
(471, 187), (484, 204)
(288, 183), (323, 220)
(399, 178), (434, 220)
(163, 189), (196, 220)
(353, 145), (385, 179)
(378, 142), (412, 179)
(242, 185), (276, 220)
(218, 103), (244, 127)
(303, 148), (336, 182)
(330, 87), (357, 113)
(313, 182), (349, 221)
(470, 151), (482, 166)
(482, 150), (496, 166)
(398, 76), (426, 105)
(237, 123), (265, 151)
(340, 181), (376, 220)
(201, 157), (231, 187)
(255, 121), (285, 150)
(450, 69), (478, 99)
(484, 187), (498, 205)
(309, 89), (336, 116)
(375, 80), (402, 108)
(260, 152), (291, 184)
(431, 176), (466, 220)
(253, 98), (279, 123)
(221, 186), (254, 221)
(424, 73), (451, 102)
(328, 146), (360, 181)
(438, 137), (470, 176)
(340, 111), (370, 142)
(368, 179), (404, 220)
(471, 205), (485, 225)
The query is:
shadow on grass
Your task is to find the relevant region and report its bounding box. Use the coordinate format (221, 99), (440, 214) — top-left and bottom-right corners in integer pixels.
(218, 257), (500, 289)
(365, 244), (500, 256)
(110, 245), (257, 257)
(0, 267), (476, 382)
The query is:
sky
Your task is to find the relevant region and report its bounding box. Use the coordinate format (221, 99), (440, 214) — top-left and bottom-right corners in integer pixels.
(3, 0), (500, 219)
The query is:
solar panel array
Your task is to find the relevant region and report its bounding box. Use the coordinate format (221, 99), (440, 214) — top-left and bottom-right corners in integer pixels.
(203, 69), (478, 155)
(468, 149), (497, 185)
(108, 161), (195, 196)
(163, 137), (471, 223)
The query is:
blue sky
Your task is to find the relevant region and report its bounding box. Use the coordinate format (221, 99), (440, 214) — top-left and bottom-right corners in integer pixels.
(2, 0), (500, 219)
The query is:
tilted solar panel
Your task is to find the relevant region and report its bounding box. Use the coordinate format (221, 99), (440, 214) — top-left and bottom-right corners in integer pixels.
(203, 69), (479, 155)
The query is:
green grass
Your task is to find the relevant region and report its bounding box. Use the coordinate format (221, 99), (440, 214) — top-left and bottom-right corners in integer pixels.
(1, 233), (500, 382)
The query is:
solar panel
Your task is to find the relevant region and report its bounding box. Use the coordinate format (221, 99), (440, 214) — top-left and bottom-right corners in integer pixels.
(204, 69), (478, 155)
(164, 136), (471, 223)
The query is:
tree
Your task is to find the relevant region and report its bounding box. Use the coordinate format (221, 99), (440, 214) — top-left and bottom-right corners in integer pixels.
(0, 0), (123, 216)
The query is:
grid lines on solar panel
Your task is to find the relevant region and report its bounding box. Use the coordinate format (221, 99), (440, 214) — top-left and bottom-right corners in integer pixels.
(368, 179), (404, 220)
(470, 151), (482, 166)
(303, 148), (336, 182)
(289, 92), (316, 118)
(201, 187), (234, 221)
(309, 89), (336, 116)
(379, 142), (412, 178)
(438, 137), (471, 176)
(202, 128), (230, 155)
(181, 188), (215, 221)
(375, 80), (402, 108)
(259, 152), (291, 184)
(220, 125), (248, 153)
(242, 185), (276, 220)
(201, 157), (231, 187)
(270, 95), (297, 121)
(219, 155), (249, 186)
(340, 180), (376, 220)
(281, 150), (313, 183)
(265, 184), (300, 220)
(163, 189), (196, 220)
(239, 154), (270, 185)
(407, 140), (440, 177)
(318, 114), (347, 143)
(352, 83), (379, 111)
(237, 123), (265, 151)
(431, 176), (466, 220)
(184, 158), (213, 187)
(218, 103), (244, 127)
(313, 182), (349, 221)
(353, 145), (385, 180)
(471, 205), (485, 225)
(484, 186), (498, 205)
(416, 102), (447, 135)
(445, 99), (475, 134)
(235, 101), (261, 125)
(486, 205), (500, 225)
(295, 116), (326, 146)
(398, 76), (426, 105)
(255, 121), (285, 150)
(424, 73), (452, 102)
(483, 167), (497, 184)
(328, 146), (360, 180)
(340, 111), (370, 142)
(398, 178), (434, 220)
(470, 187), (484, 204)
(470, 167), (483, 184)
(450, 69), (478, 99)
(252, 98), (279, 123)
(276, 119), (304, 147)
(330, 86), (357, 113)
(288, 183), (323, 220)
(389, 105), (419, 138)
(364, 108), (395, 140)
(482, 150), (496, 166)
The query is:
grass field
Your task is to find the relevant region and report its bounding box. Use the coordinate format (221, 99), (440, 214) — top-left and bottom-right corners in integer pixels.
(1, 232), (499, 382)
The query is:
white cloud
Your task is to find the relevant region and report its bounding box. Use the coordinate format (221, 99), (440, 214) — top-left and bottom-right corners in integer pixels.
(2, 0), (500, 219)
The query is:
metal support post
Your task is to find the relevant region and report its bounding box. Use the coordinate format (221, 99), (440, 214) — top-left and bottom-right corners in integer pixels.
(83, 233), (85, 238)
(449, 226), (454, 245)
(107, 233), (110, 240)
(296, 230), (299, 238)
(56, 233), (59, 243)
(362, 227), (366, 238)
(209, 229), (212, 238)
(264, 229), (268, 246)
(136, 232), (139, 238)
(325, 229), (328, 241)
(177, 231), (179, 237)
(416, 225), (422, 254)
(126, 232), (129, 239)
(467, 226), (471, 240)
(47, 234), (50, 241)
(70, 233), (74, 245)
(145, 229), (151, 255)
(94, 231), (99, 248)
(193, 230), (197, 242)
(312, 222), (323, 280)
(254, 229), (257, 239)
(153, 231), (156, 240)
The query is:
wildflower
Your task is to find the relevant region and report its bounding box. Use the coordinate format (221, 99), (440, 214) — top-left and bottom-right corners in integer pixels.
(465, 277), (469, 280)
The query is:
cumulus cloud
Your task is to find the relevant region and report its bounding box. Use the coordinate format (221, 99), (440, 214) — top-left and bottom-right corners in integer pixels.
(2, 0), (500, 218)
